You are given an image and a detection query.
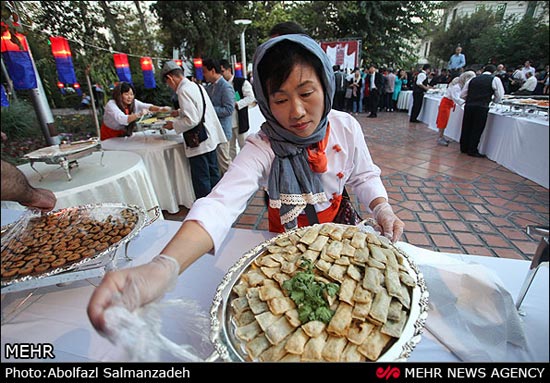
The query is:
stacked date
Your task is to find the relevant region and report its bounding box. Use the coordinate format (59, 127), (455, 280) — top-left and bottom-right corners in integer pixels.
(1, 208), (137, 284)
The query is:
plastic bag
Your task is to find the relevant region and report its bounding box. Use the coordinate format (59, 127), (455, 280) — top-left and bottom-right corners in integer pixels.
(104, 298), (210, 362)
(421, 262), (528, 362)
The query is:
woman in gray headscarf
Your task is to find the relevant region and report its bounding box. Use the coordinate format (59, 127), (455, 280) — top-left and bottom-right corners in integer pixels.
(88, 34), (403, 333)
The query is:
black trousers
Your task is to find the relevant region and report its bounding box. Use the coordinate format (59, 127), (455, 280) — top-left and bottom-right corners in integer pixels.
(333, 90), (346, 111)
(368, 89), (380, 116)
(410, 91), (425, 121)
(460, 105), (489, 154)
(188, 149), (220, 199)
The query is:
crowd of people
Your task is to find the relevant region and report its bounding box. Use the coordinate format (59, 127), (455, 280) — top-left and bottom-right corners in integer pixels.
(1, 21), (547, 345)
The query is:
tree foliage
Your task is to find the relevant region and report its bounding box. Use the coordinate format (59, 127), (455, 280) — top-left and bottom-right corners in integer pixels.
(430, 6), (549, 70)
(290, 1), (438, 69)
(152, 1), (438, 70)
(3, 0), (548, 113)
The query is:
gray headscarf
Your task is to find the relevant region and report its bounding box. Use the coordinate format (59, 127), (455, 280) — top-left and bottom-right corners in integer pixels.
(252, 34), (335, 230)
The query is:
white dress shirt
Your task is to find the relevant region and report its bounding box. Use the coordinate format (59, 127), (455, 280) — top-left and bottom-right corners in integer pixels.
(519, 76), (537, 92)
(444, 83), (465, 106)
(416, 71), (427, 86)
(460, 72), (505, 104)
(102, 99), (152, 132)
(184, 109), (388, 252)
(228, 75), (256, 128)
(172, 78), (227, 158)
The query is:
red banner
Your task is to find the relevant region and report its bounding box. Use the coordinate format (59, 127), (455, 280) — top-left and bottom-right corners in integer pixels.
(320, 40), (361, 70)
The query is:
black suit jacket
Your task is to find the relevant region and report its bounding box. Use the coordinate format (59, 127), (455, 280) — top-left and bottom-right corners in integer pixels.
(367, 72), (383, 91)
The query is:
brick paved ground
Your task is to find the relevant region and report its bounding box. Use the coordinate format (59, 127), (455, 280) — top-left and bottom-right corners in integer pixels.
(164, 110), (549, 261)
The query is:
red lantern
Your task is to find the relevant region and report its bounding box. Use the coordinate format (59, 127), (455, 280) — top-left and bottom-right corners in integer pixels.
(174, 59), (183, 67)
(113, 53), (132, 83)
(57, 81), (64, 89)
(113, 53), (129, 69)
(73, 82), (80, 89)
(140, 56), (156, 89)
(50, 36), (71, 58)
(193, 58), (203, 80)
(234, 62), (243, 78)
(140, 57), (153, 71)
(1, 29), (30, 52)
(1, 29), (37, 90)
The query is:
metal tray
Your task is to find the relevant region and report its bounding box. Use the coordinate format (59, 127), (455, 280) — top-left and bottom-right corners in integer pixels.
(209, 223), (429, 362)
(0, 203), (153, 290)
(23, 138), (101, 163)
(23, 139), (103, 181)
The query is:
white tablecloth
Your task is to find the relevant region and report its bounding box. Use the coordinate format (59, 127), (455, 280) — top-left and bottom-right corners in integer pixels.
(101, 131), (196, 213)
(397, 90), (413, 110)
(0, 151), (161, 213)
(1, 216), (547, 362)
(420, 95), (549, 189)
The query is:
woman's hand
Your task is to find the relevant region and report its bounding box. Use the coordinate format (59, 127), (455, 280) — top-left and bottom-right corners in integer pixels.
(87, 255), (179, 335)
(372, 202), (404, 243)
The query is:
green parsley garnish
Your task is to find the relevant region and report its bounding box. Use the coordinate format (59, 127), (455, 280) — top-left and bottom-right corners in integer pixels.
(282, 259), (340, 324)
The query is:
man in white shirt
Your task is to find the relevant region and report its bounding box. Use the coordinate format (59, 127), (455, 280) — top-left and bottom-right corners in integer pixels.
(521, 60), (536, 78)
(410, 64), (432, 123)
(460, 64), (505, 158)
(161, 61), (227, 199)
(219, 59), (257, 160)
(515, 71), (537, 95)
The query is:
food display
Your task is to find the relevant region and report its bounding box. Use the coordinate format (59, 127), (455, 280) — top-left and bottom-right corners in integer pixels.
(1, 204), (146, 288)
(211, 222), (428, 362)
(137, 111), (175, 131)
(499, 96), (549, 111)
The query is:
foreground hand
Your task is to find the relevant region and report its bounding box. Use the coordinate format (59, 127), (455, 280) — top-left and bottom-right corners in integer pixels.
(372, 202), (404, 243)
(20, 188), (57, 212)
(164, 121), (174, 130)
(159, 106), (172, 113)
(87, 254), (179, 335)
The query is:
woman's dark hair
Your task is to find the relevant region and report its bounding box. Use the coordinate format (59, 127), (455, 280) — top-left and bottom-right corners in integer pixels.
(257, 40), (326, 100)
(112, 81), (136, 113)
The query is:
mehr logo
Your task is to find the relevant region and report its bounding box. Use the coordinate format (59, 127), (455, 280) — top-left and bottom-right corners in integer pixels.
(376, 365), (401, 380)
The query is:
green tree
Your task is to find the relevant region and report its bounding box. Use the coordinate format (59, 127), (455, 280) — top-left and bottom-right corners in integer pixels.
(153, 1), (437, 70)
(430, 6), (549, 70)
(290, 1), (438, 69)
(152, 1), (251, 61)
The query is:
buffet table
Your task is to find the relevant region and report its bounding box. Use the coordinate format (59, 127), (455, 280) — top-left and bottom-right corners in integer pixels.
(417, 94), (549, 189)
(101, 131), (196, 213)
(0, 151), (161, 214)
(1, 214), (547, 363)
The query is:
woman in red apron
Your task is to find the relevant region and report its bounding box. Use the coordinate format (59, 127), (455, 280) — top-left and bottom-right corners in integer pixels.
(100, 82), (171, 140)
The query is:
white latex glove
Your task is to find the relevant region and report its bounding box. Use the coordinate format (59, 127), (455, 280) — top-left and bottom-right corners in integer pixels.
(372, 202), (404, 243)
(88, 254), (180, 335)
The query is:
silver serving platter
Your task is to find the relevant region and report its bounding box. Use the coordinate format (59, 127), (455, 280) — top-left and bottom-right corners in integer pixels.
(23, 138), (103, 181)
(23, 138), (101, 163)
(209, 223), (429, 362)
(0, 203), (149, 289)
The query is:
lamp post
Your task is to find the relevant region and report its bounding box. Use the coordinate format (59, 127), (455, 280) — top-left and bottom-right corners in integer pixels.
(234, 19), (251, 77)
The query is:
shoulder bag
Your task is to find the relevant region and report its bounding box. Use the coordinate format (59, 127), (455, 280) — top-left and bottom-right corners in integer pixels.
(183, 82), (209, 148)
